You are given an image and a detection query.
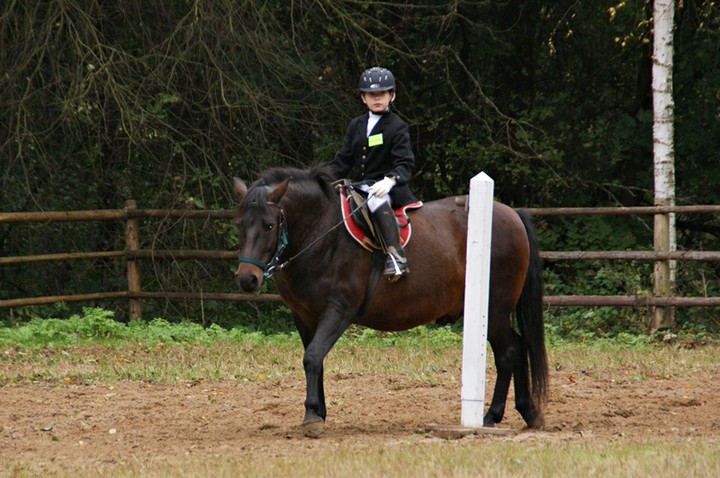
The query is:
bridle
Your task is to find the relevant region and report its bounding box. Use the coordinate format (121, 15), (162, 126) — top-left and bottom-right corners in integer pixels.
(237, 201), (288, 279)
(237, 188), (368, 279)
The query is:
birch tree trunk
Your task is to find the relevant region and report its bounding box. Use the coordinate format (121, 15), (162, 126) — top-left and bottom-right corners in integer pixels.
(650, 0), (676, 332)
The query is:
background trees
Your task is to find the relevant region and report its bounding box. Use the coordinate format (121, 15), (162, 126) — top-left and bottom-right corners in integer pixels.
(1, 1), (719, 330)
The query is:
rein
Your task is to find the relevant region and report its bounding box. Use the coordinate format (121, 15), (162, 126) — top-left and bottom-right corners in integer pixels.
(238, 190), (369, 279)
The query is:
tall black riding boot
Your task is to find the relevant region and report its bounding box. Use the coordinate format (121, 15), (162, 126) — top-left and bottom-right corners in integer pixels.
(372, 203), (409, 282)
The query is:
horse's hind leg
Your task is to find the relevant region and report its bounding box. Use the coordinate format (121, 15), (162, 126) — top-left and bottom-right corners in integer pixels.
(511, 341), (543, 428)
(506, 332), (537, 428)
(487, 328), (542, 429)
(484, 332), (517, 427)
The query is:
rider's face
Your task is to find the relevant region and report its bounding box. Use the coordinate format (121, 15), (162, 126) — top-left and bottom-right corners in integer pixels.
(361, 90), (395, 113)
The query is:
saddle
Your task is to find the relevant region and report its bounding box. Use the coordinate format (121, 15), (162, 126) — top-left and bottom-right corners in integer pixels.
(337, 181), (423, 252)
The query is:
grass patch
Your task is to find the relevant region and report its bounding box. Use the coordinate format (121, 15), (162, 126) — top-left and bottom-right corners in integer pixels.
(2, 307), (719, 386)
(67, 437), (720, 478)
(0, 307), (294, 347)
(2, 308), (718, 387)
(0, 308), (465, 385)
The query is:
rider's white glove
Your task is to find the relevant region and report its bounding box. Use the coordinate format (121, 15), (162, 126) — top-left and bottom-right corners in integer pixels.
(368, 176), (397, 198)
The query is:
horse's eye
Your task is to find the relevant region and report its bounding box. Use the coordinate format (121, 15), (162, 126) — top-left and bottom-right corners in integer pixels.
(265, 223), (275, 232)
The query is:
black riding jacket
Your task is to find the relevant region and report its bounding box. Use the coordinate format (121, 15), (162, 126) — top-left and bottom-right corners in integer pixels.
(330, 110), (419, 207)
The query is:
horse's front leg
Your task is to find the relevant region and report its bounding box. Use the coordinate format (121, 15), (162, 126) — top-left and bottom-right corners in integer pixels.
(293, 315), (327, 427)
(297, 304), (354, 438)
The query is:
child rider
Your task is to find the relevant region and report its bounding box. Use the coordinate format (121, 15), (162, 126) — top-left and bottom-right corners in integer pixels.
(330, 66), (419, 281)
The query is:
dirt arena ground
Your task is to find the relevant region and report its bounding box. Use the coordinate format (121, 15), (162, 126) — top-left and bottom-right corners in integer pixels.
(2, 355), (719, 475)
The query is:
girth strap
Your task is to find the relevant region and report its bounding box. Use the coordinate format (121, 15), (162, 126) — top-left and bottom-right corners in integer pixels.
(357, 250), (385, 317)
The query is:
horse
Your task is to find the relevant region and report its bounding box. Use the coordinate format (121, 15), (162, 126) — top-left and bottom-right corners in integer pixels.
(233, 165), (548, 438)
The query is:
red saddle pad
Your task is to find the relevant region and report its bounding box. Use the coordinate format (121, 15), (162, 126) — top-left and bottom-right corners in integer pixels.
(339, 188), (423, 252)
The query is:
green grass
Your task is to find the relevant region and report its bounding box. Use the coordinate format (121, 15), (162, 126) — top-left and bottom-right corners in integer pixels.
(1, 307), (717, 387)
(0, 308), (464, 385)
(58, 437), (720, 478)
(0, 307), (463, 350)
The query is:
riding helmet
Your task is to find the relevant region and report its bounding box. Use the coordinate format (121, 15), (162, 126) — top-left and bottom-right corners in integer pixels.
(358, 67), (396, 92)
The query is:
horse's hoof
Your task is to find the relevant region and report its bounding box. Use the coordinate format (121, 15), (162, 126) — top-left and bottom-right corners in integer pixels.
(302, 418), (325, 438)
(527, 413), (545, 430)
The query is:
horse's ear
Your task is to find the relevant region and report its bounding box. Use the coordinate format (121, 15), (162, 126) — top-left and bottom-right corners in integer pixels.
(267, 178), (291, 204)
(233, 177), (248, 200)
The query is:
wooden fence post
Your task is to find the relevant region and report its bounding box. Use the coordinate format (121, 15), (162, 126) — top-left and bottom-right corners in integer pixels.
(650, 208), (675, 332)
(648, 204), (675, 334)
(124, 200), (142, 321)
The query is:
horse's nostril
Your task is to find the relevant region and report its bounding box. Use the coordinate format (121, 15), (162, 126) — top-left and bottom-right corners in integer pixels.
(237, 273), (259, 293)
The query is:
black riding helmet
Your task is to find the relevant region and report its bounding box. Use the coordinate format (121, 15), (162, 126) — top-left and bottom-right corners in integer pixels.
(358, 67), (395, 92)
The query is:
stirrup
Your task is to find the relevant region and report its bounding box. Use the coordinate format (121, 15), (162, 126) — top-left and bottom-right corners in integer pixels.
(384, 254), (408, 282)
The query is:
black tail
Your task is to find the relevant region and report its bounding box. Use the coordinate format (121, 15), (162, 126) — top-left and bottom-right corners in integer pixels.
(515, 210), (548, 407)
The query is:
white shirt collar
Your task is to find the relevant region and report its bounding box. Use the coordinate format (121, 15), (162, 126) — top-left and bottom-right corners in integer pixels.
(367, 112), (382, 137)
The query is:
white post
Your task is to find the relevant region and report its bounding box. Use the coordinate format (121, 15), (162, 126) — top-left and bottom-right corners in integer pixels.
(461, 172), (494, 428)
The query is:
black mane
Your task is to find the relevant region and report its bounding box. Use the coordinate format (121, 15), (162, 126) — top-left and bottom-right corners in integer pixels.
(252, 165), (335, 201)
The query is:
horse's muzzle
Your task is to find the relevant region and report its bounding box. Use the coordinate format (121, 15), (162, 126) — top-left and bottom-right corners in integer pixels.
(235, 263), (263, 293)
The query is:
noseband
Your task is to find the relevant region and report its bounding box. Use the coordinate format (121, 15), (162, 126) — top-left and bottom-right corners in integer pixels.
(237, 201), (288, 279)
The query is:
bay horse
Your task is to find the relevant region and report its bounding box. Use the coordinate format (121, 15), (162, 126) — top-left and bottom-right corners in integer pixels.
(233, 166), (547, 438)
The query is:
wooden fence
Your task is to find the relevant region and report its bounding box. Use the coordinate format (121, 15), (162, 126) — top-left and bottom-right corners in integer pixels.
(2, 201), (720, 322)
(525, 205), (720, 310)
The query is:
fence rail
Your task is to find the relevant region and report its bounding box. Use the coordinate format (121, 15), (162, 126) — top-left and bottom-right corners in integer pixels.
(0, 291), (282, 309)
(2, 202), (719, 318)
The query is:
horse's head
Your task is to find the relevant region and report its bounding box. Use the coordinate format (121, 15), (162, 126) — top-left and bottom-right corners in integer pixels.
(233, 177), (290, 293)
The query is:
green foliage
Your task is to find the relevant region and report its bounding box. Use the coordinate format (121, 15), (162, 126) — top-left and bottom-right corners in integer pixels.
(545, 306), (650, 342)
(0, 307), (292, 348)
(0, 307), (463, 349)
(2, 308), (126, 344)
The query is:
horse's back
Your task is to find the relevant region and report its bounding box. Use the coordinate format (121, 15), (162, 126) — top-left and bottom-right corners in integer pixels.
(417, 198), (529, 299)
(414, 197), (528, 265)
(358, 197), (530, 330)
(410, 195), (469, 251)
